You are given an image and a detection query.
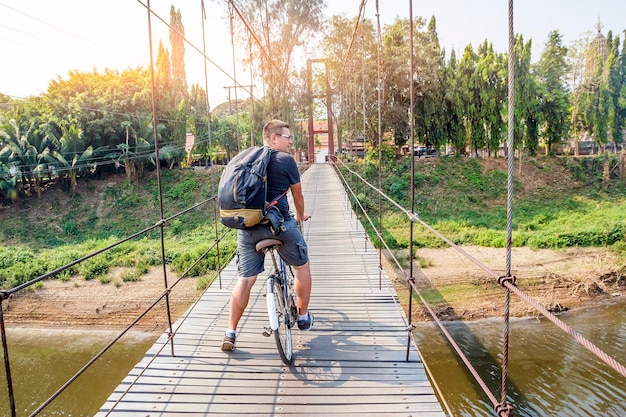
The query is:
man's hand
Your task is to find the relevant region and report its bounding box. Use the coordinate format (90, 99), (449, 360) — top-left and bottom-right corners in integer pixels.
(297, 213), (311, 222)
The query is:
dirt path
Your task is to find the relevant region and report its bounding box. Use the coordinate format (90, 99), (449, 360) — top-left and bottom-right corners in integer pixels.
(2, 247), (624, 330)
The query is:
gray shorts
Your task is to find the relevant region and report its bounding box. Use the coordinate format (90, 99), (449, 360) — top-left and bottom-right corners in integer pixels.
(236, 218), (308, 278)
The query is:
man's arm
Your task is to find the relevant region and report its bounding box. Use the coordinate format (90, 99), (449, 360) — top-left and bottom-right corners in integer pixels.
(289, 182), (310, 222)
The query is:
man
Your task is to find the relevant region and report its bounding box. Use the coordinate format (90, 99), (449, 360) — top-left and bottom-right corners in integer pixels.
(222, 119), (313, 351)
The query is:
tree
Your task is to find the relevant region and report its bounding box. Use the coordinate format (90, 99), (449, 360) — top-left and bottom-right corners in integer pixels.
(321, 15), (377, 152)
(116, 117), (165, 179)
(232, 0), (325, 117)
(535, 30), (570, 155)
(567, 33), (592, 156)
(606, 34), (624, 150)
(458, 44), (486, 156)
(46, 67), (152, 151)
(0, 111), (57, 198)
(169, 5), (187, 102)
(188, 83), (211, 166)
(51, 124), (94, 194)
(442, 50), (466, 154)
(212, 116), (239, 161)
(414, 16), (446, 152)
(476, 40), (506, 157)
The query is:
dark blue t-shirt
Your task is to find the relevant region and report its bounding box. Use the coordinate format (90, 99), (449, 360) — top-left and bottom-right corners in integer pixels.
(267, 151), (300, 217)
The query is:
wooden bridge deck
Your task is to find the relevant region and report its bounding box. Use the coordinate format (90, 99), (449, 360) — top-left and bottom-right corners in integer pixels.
(97, 163), (446, 416)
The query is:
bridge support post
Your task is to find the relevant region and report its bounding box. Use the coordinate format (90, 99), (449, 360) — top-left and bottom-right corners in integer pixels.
(307, 59), (334, 163)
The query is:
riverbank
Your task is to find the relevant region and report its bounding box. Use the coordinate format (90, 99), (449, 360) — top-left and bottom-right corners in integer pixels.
(386, 245), (625, 322)
(2, 246), (624, 330)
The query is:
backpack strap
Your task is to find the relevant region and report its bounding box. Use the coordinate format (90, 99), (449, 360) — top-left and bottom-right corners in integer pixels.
(266, 189), (288, 209)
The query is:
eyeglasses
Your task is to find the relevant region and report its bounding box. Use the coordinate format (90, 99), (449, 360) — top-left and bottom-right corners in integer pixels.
(275, 133), (292, 140)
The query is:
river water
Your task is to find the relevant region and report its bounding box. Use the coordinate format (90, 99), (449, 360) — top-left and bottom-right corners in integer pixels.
(0, 329), (158, 416)
(413, 300), (626, 416)
(1, 301), (624, 416)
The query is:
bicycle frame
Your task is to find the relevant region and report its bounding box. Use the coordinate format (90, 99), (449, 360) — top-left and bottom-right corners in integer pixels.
(260, 242), (297, 365)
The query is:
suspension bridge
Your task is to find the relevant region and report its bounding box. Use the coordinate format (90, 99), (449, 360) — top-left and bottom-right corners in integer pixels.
(1, 159), (624, 416)
(96, 163), (448, 416)
(1, 1), (625, 416)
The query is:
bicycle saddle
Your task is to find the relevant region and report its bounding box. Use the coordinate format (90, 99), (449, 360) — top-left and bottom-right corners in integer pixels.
(255, 238), (283, 252)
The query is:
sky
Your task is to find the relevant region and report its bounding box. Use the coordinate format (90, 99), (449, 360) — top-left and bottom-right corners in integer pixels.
(1, 0), (625, 108)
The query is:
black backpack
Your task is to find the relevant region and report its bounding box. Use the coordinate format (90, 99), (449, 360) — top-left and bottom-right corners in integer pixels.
(217, 146), (286, 230)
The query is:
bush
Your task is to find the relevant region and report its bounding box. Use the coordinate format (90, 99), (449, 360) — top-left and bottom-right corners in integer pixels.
(79, 257), (109, 280)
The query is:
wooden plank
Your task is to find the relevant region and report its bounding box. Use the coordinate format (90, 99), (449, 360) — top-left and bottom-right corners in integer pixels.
(97, 164), (446, 417)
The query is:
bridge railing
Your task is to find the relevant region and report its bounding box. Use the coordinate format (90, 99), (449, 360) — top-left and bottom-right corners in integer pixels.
(0, 193), (237, 417)
(332, 158), (626, 417)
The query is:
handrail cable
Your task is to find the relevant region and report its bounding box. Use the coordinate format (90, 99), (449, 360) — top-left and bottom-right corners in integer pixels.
(359, 3), (368, 255)
(2, 1), (246, 415)
(333, 161), (409, 325)
(333, 158), (499, 408)
(331, 160), (456, 417)
(227, 0), (291, 93)
(28, 289), (171, 417)
(334, 160), (626, 383)
(101, 230), (238, 415)
(0, 192), (218, 415)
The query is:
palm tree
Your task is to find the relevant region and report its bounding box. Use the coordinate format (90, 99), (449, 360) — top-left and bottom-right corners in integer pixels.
(116, 116), (168, 179)
(0, 116), (56, 198)
(52, 124), (94, 193)
(0, 144), (17, 202)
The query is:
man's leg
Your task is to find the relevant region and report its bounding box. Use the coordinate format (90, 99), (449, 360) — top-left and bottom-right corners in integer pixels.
(292, 262), (311, 316)
(293, 261), (314, 330)
(228, 275), (257, 331)
(222, 275), (257, 351)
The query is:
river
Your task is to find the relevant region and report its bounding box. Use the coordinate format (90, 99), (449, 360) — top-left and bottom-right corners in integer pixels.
(0, 329), (158, 416)
(0, 301), (624, 416)
(413, 300), (626, 416)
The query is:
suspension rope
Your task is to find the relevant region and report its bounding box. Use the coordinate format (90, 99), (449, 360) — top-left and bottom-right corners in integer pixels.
(135, 0), (256, 99)
(407, 0), (416, 363)
(330, 0), (367, 92)
(375, 0), (383, 291)
(500, 1), (517, 415)
(145, 0), (175, 360)
(227, 0), (290, 93)
(228, 0), (242, 152)
(200, 0), (223, 289)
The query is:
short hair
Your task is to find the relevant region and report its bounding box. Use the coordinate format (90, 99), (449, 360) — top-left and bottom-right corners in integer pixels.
(263, 119), (289, 145)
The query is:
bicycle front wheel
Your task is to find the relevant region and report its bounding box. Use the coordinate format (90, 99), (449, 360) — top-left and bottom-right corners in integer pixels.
(273, 272), (293, 365)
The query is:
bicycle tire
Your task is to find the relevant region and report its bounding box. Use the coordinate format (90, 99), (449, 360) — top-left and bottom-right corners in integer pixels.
(273, 263), (293, 365)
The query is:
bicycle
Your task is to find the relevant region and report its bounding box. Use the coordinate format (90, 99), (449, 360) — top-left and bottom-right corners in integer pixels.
(256, 222), (301, 365)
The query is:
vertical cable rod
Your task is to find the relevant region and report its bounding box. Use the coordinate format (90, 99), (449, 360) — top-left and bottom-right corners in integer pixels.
(146, 0), (175, 358)
(200, 0), (222, 288)
(406, 0), (416, 362)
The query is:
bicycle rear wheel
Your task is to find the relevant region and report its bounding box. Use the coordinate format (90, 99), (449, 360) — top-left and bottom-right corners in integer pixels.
(273, 269), (293, 365)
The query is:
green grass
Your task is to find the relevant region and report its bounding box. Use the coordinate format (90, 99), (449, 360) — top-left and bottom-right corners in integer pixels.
(0, 169), (237, 290)
(339, 155), (626, 259)
(1, 157), (624, 291)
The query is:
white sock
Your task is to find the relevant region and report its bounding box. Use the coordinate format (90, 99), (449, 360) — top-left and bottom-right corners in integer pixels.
(298, 313), (309, 321)
(225, 329), (236, 337)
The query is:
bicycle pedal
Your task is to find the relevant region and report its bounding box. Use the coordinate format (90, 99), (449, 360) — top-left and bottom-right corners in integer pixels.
(262, 327), (272, 337)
